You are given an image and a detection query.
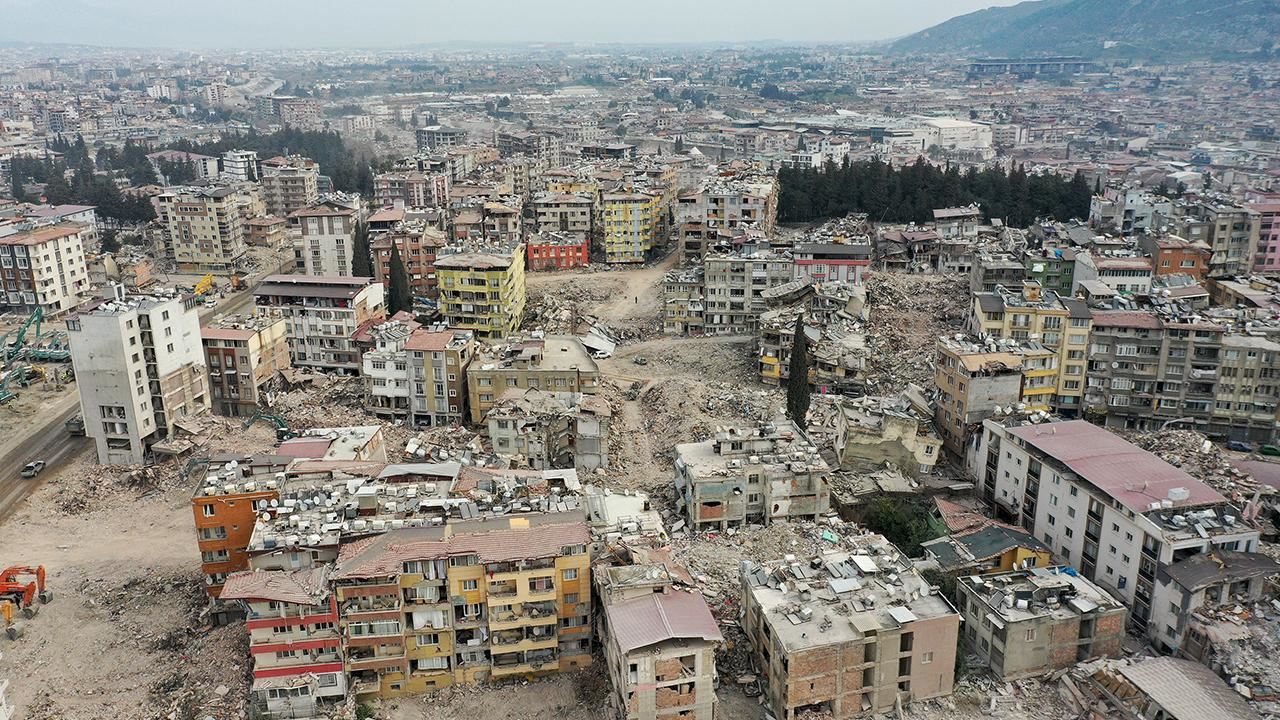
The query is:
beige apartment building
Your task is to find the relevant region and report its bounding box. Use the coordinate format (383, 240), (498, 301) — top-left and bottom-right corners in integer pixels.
(155, 186), (251, 271)
(0, 222), (90, 315)
(201, 315), (290, 417)
(261, 156), (321, 218)
(253, 275), (385, 375)
(294, 202), (360, 276)
(465, 337), (599, 421)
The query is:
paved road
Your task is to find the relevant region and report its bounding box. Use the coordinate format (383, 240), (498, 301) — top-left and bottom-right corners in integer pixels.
(0, 277), (263, 521)
(0, 401), (89, 521)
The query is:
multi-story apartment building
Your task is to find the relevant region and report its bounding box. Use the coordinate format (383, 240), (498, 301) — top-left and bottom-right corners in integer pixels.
(465, 337), (599, 421)
(1162, 200), (1261, 278)
(791, 242), (872, 285)
(221, 150), (260, 183)
(675, 175), (779, 234)
(1250, 202), (1280, 275)
(496, 130), (564, 169)
(600, 191), (661, 264)
(406, 326), (476, 426)
(434, 245), (526, 339)
(970, 282), (1091, 416)
(416, 126), (468, 152)
(597, 567), (722, 720)
(1084, 311), (1279, 443)
(294, 202), (359, 276)
(701, 249), (794, 335)
(330, 511), (593, 699)
(935, 336), (1029, 456)
(374, 171), (451, 209)
(955, 568), (1126, 680)
(220, 568), (345, 719)
(67, 290), (209, 464)
(1137, 236), (1210, 282)
(362, 319), (417, 421)
(0, 222), (89, 315)
(741, 535), (960, 719)
(485, 388), (611, 471)
(1089, 186), (1171, 236)
(1073, 253), (1153, 296)
(155, 186), (250, 272)
(201, 315), (290, 418)
(969, 418), (1265, 650)
(372, 222), (445, 299)
(660, 267), (705, 336)
(525, 232), (591, 272)
(192, 464), (287, 596)
(531, 192), (594, 242)
(261, 157), (321, 218)
(675, 421), (830, 529)
(253, 275), (385, 375)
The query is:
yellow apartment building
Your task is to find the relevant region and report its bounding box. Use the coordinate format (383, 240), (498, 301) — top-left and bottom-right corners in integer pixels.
(434, 245), (526, 338)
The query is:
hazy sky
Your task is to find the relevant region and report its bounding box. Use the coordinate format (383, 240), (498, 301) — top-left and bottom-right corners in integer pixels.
(1, 0), (1024, 48)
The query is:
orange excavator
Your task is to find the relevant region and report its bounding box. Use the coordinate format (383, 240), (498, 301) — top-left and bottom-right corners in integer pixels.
(0, 565), (53, 620)
(1, 600), (20, 640)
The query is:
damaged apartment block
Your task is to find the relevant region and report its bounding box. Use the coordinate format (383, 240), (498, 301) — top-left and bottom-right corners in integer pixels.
(740, 533), (961, 719)
(675, 420), (831, 530)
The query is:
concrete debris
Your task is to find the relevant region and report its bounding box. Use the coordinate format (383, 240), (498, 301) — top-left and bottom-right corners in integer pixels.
(1127, 429), (1269, 499)
(863, 271), (970, 392)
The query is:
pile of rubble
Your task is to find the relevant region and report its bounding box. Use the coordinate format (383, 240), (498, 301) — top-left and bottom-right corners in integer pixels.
(523, 279), (620, 335)
(65, 569), (250, 720)
(52, 458), (187, 515)
(403, 424), (490, 464)
(1189, 600), (1280, 713)
(637, 379), (782, 459)
(269, 374), (369, 429)
(1127, 429), (1265, 498)
(863, 271), (969, 391)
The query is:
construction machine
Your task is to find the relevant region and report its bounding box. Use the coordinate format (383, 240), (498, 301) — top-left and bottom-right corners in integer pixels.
(242, 410), (298, 441)
(193, 273), (215, 297)
(1, 600), (21, 640)
(0, 566), (52, 619)
(0, 307), (43, 366)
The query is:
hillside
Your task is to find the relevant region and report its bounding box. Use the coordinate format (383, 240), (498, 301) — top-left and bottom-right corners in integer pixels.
(890, 0), (1280, 60)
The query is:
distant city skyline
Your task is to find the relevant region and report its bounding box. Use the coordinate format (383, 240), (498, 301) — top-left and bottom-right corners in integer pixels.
(1, 0), (1025, 49)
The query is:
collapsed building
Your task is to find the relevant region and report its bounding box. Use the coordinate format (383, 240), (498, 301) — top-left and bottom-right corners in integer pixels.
(485, 387), (612, 471)
(826, 387), (942, 477)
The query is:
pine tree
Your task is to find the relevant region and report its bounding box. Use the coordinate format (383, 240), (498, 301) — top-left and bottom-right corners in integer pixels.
(387, 244), (413, 315)
(786, 320), (811, 429)
(674, 136), (685, 154)
(351, 221), (373, 277)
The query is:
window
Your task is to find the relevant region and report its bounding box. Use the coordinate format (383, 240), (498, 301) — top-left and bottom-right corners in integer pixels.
(920, 651), (934, 664)
(1024, 628), (1036, 642)
(201, 504), (215, 517)
(564, 593), (579, 604)
(462, 579), (478, 591)
(562, 569), (578, 581)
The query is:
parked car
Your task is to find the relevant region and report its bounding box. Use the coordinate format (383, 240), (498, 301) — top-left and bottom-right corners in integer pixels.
(633, 356), (649, 366)
(1226, 440), (1254, 453)
(20, 460), (46, 478)
(1260, 445), (1280, 457)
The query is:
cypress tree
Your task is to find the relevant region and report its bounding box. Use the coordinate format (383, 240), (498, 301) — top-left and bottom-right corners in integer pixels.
(387, 243), (412, 315)
(351, 221), (373, 277)
(786, 320), (811, 429)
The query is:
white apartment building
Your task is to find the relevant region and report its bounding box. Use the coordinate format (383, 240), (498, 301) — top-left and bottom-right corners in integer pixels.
(293, 203), (359, 276)
(362, 320), (415, 420)
(67, 289), (209, 464)
(261, 159), (320, 218)
(969, 418), (1262, 650)
(0, 222), (90, 315)
(221, 150), (260, 183)
(155, 186), (251, 272)
(253, 275), (384, 375)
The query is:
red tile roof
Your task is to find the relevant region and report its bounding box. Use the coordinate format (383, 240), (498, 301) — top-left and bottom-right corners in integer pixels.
(220, 567), (330, 605)
(605, 590), (722, 654)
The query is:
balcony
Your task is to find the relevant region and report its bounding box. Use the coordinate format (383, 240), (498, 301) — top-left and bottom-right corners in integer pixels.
(346, 653), (407, 673)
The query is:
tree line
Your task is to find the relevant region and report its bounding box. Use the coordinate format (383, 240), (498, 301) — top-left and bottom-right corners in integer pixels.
(9, 136), (157, 224)
(168, 127), (375, 196)
(778, 157), (1093, 228)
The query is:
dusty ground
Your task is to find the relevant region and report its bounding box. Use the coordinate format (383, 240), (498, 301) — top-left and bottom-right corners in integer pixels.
(0, 446), (250, 720)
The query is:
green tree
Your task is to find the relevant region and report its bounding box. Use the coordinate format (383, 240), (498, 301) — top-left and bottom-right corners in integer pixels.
(386, 243), (413, 315)
(352, 221), (373, 277)
(674, 136), (685, 154)
(100, 228), (121, 254)
(786, 321), (811, 429)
